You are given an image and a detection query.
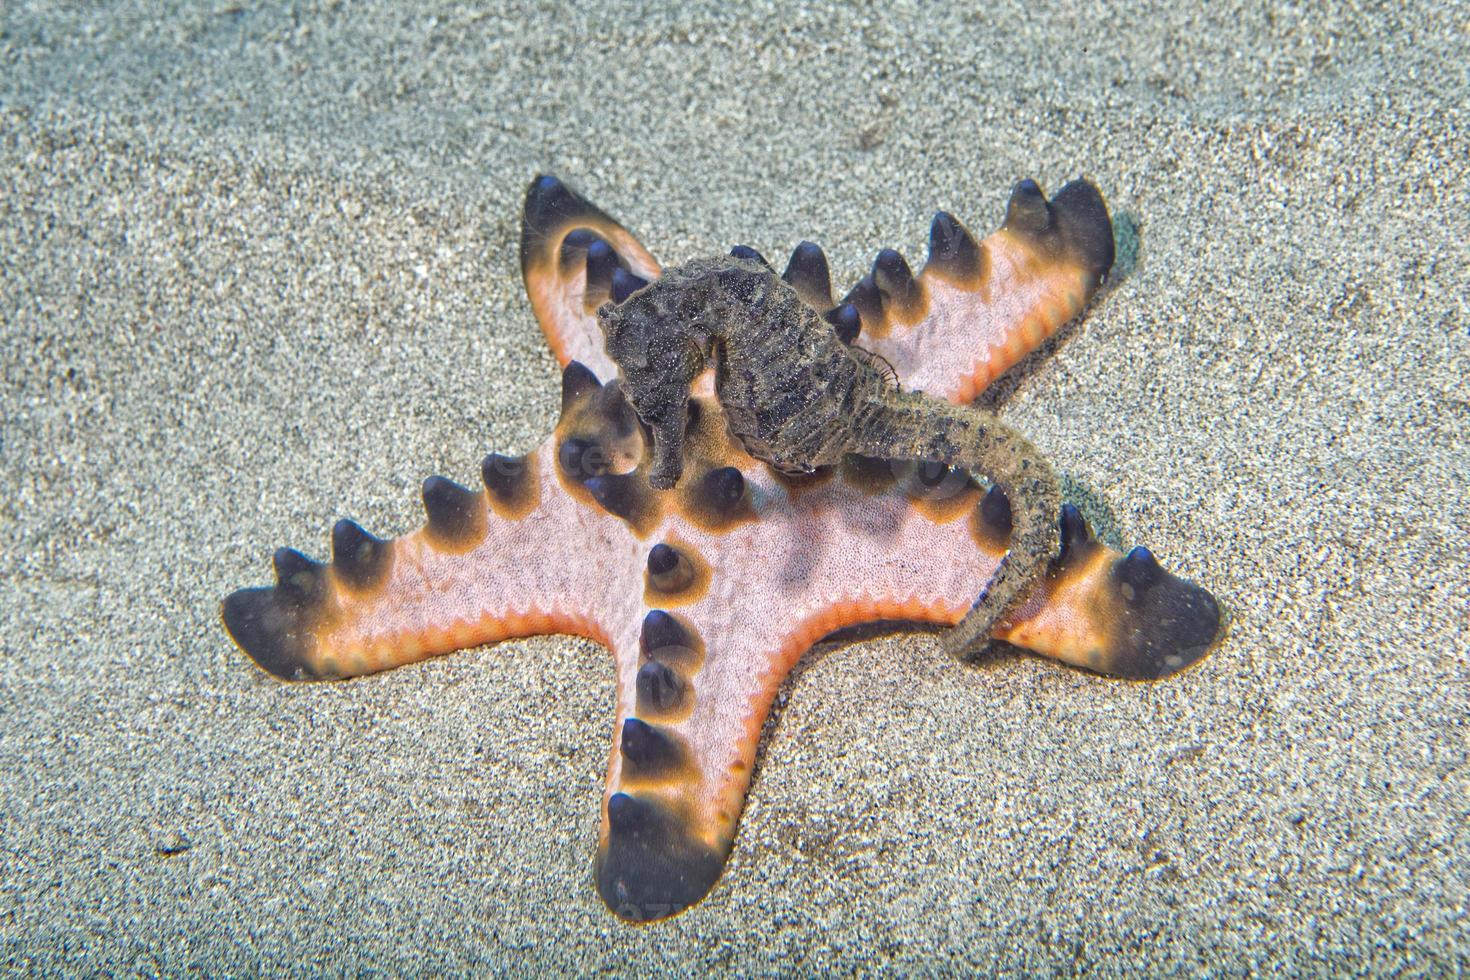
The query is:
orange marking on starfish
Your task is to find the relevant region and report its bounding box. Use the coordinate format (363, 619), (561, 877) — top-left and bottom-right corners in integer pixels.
(314, 593), (613, 678)
(995, 548), (1118, 670)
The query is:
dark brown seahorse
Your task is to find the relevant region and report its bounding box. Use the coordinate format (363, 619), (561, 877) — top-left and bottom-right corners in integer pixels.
(599, 256), (1065, 657)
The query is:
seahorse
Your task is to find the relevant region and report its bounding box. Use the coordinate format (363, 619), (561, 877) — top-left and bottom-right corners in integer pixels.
(598, 254), (1063, 658)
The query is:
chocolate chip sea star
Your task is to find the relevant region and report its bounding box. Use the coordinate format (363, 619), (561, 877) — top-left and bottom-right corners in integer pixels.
(222, 174), (1222, 922)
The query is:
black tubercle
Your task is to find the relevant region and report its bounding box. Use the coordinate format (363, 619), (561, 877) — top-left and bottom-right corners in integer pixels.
(841, 275), (885, 330)
(782, 241), (833, 309)
(620, 718), (688, 775)
(557, 436), (608, 481)
(693, 467), (746, 520)
(1004, 178), (1052, 236)
(647, 542), (695, 593)
(640, 610), (701, 663)
(611, 268), (650, 304)
(978, 484), (1013, 542)
(558, 227), (601, 268)
(557, 373), (654, 529)
(647, 542), (679, 576)
(915, 460), (953, 490)
(825, 303), (862, 344)
(330, 519), (392, 592)
(1057, 503), (1092, 568)
(729, 244), (770, 268)
(596, 793), (725, 922)
(583, 473), (649, 525)
(1002, 178), (1116, 285)
(1050, 180), (1116, 282)
(872, 248), (919, 309)
(1115, 546), (1165, 593)
(421, 476), (484, 547)
(927, 210), (982, 281)
(636, 659), (686, 714)
(898, 460), (972, 502)
(590, 378), (641, 438)
(585, 238), (620, 294)
(222, 585), (323, 681)
(560, 360), (602, 414)
(481, 452), (535, 513)
(224, 547), (336, 680)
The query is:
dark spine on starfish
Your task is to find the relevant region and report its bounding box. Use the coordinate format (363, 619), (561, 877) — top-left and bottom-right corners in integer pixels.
(620, 718), (691, 777)
(972, 484), (1014, 553)
(872, 248), (923, 320)
(1004, 178), (1115, 287)
(824, 302), (862, 344)
(897, 459), (970, 501)
(558, 227), (599, 268)
(646, 543), (694, 594)
(635, 660), (687, 716)
(555, 367), (663, 534)
(421, 476), (486, 549)
(782, 241), (833, 310)
(1004, 179), (1052, 236)
(273, 547), (329, 606)
(584, 238), (622, 306)
(643, 539), (710, 606)
(729, 244), (770, 268)
(1054, 503), (1099, 573)
(330, 519), (392, 592)
(1116, 545), (1165, 592)
(557, 365), (617, 482)
(611, 268), (649, 304)
(558, 436), (607, 480)
(221, 548), (335, 681)
(480, 451), (538, 518)
(596, 793), (725, 923)
(839, 275), (885, 336)
(560, 360), (602, 414)
(639, 610), (704, 666)
(682, 465), (750, 530)
(1050, 180), (1115, 284)
(925, 210), (984, 283)
(584, 473), (655, 526)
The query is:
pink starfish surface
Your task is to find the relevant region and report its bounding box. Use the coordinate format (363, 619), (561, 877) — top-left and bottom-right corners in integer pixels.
(222, 175), (1221, 922)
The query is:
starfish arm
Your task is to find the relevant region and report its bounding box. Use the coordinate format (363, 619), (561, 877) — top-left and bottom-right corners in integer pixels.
(826, 178), (1115, 403)
(220, 362), (646, 680)
(590, 443), (1220, 921)
(519, 175), (661, 381)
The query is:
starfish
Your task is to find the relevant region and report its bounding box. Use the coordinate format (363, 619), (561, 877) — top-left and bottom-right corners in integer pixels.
(222, 174), (1222, 923)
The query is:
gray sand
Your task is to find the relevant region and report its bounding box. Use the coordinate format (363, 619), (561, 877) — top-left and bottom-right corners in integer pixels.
(2, 1), (1466, 972)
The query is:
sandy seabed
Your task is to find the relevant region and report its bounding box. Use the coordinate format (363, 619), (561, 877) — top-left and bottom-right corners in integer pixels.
(1, 2), (1466, 972)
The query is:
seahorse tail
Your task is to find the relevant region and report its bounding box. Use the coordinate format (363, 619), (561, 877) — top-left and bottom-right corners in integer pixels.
(854, 393), (1063, 658)
(940, 444), (1062, 659)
